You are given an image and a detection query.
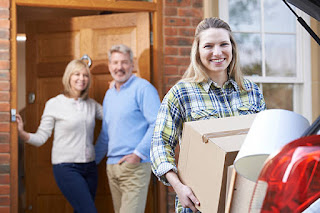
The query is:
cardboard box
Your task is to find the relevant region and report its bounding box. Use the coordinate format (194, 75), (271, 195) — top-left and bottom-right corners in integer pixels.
(225, 166), (256, 213)
(177, 114), (256, 212)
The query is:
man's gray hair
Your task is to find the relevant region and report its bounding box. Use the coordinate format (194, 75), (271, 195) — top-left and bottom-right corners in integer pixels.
(108, 44), (133, 62)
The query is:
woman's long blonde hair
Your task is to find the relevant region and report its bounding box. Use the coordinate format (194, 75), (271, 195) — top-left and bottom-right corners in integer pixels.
(62, 59), (91, 99)
(182, 17), (245, 90)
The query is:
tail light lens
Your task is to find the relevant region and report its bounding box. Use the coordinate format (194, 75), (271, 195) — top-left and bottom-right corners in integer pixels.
(250, 135), (320, 213)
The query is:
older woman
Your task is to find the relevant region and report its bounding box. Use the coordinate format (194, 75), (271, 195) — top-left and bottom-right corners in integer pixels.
(151, 17), (266, 212)
(16, 59), (102, 213)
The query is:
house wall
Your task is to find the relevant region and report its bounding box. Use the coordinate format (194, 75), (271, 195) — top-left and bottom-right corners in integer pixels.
(162, 0), (204, 211)
(162, 0), (203, 95)
(0, 0), (11, 212)
(2, 0), (319, 212)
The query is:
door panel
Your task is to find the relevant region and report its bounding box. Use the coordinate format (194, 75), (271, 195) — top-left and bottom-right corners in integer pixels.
(25, 12), (153, 213)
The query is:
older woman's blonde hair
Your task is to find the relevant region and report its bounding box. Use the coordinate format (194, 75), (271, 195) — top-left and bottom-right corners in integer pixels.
(62, 59), (91, 99)
(182, 17), (245, 90)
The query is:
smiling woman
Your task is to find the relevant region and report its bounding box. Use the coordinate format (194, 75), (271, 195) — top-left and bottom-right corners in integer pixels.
(62, 60), (91, 100)
(198, 28), (232, 86)
(16, 59), (103, 213)
(150, 17), (266, 213)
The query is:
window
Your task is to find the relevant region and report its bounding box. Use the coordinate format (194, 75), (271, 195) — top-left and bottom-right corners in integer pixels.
(219, 0), (312, 121)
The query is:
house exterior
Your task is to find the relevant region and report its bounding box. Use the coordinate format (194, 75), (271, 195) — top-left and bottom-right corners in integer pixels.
(0, 0), (319, 212)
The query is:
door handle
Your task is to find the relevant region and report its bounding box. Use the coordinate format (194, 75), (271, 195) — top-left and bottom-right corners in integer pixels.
(28, 92), (35, 104)
(81, 54), (92, 68)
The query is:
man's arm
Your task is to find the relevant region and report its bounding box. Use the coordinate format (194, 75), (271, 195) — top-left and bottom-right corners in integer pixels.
(135, 84), (161, 158)
(95, 95), (109, 164)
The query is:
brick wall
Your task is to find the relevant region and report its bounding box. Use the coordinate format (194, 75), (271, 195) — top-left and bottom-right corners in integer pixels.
(162, 0), (203, 95)
(0, 0), (10, 212)
(162, 0), (203, 212)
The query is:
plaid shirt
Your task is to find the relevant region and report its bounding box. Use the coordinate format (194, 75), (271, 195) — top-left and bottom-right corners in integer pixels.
(151, 78), (266, 213)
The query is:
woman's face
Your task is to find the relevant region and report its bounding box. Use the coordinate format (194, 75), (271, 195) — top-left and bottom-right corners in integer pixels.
(69, 67), (89, 96)
(198, 28), (232, 79)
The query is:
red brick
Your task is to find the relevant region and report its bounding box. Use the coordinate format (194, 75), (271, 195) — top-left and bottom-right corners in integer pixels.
(0, 144), (9, 152)
(0, 185), (9, 195)
(0, 103), (9, 111)
(0, 9), (9, 19)
(0, 113), (9, 122)
(177, 8), (193, 17)
(165, 37), (178, 46)
(0, 133), (8, 143)
(179, 47), (191, 56)
(0, 165), (9, 173)
(192, 17), (203, 27)
(0, 20), (9, 29)
(177, 8), (203, 17)
(193, 0), (203, 8)
(0, 0), (9, 8)
(0, 71), (8, 80)
(165, 0), (191, 7)
(0, 40), (9, 50)
(0, 92), (9, 101)
(0, 30), (9, 39)
(165, 17), (191, 26)
(0, 123), (9, 132)
(0, 207), (9, 213)
(177, 38), (193, 46)
(164, 56), (190, 66)
(165, 47), (178, 55)
(165, 37), (193, 46)
(164, 76), (181, 85)
(164, 27), (178, 36)
(0, 51), (9, 60)
(164, 7), (177, 16)
(164, 66), (179, 75)
(179, 66), (189, 75)
(178, 28), (195, 37)
(0, 61), (9, 70)
(0, 195), (9, 205)
(0, 174), (9, 184)
(0, 153), (9, 164)
(0, 81), (9, 90)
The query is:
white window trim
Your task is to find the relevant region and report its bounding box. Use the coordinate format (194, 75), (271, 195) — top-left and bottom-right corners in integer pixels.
(219, 0), (312, 122)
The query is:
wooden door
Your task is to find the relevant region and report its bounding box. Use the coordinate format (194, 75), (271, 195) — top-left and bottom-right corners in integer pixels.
(24, 12), (155, 213)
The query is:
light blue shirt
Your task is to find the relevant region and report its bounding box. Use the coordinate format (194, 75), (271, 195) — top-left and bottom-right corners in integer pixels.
(95, 75), (160, 164)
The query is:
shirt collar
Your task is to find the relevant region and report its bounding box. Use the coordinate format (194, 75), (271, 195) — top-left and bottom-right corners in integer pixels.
(200, 78), (239, 92)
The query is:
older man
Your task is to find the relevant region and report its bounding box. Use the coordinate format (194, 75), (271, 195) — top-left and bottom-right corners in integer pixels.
(95, 44), (160, 213)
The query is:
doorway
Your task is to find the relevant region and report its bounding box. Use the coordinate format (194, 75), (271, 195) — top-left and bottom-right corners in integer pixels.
(15, 4), (161, 213)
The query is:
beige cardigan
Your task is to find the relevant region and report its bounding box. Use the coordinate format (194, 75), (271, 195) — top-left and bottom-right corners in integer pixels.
(28, 94), (103, 164)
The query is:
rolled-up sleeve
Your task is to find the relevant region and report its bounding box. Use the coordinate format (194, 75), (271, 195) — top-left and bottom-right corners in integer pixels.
(151, 88), (183, 186)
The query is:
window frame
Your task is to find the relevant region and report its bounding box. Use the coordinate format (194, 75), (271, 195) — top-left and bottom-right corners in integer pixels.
(218, 0), (312, 121)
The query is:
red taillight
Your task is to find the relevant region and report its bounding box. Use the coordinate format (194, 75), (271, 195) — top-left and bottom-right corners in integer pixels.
(250, 135), (320, 213)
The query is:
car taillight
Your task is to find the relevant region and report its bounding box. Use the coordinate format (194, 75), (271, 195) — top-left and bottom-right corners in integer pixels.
(249, 134), (320, 213)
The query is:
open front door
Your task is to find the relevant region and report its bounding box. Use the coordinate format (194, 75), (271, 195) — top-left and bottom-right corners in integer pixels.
(24, 12), (154, 213)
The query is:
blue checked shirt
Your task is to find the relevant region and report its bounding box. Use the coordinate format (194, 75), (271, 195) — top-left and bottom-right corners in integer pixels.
(151, 78), (266, 213)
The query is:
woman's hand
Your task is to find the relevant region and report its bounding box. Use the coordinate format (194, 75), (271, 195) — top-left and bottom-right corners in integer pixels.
(16, 114), (30, 142)
(166, 171), (200, 212)
(16, 114), (24, 132)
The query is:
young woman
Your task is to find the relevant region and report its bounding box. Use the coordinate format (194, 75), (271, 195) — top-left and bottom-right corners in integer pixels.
(151, 17), (266, 213)
(16, 59), (102, 213)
